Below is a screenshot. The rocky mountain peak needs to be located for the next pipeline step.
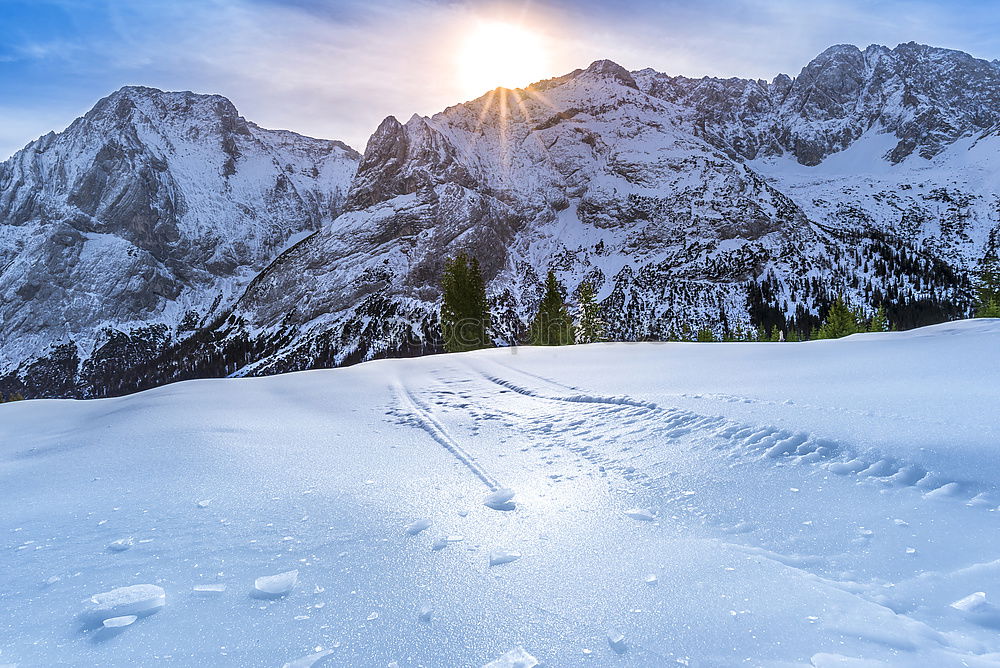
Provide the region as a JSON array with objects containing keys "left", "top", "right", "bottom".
[
  {"left": 581, "top": 59, "right": 639, "bottom": 89},
  {"left": 80, "top": 86, "right": 250, "bottom": 137}
]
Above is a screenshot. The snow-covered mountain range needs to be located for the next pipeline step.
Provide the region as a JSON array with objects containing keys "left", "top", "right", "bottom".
[{"left": 2, "top": 42, "right": 998, "bottom": 397}]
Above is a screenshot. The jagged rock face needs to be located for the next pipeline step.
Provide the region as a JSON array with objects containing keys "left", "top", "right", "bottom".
[
  {"left": 1, "top": 43, "right": 995, "bottom": 398},
  {"left": 225, "top": 60, "right": 878, "bottom": 372},
  {"left": 0, "top": 86, "right": 359, "bottom": 392},
  {"left": 634, "top": 42, "right": 1000, "bottom": 165}
]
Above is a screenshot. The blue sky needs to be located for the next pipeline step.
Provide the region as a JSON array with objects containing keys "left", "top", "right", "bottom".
[{"left": 2, "top": 0, "right": 999, "bottom": 158}]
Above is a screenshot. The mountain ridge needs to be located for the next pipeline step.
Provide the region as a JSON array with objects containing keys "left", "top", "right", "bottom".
[{"left": 0, "top": 41, "right": 995, "bottom": 398}]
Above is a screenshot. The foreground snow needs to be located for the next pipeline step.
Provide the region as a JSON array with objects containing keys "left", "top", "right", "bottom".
[{"left": 2, "top": 320, "right": 1000, "bottom": 667}]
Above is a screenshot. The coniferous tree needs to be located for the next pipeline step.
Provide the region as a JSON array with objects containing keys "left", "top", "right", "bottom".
[
  {"left": 468, "top": 257, "right": 489, "bottom": 335},
  {"left": 575, "top": 282, "right": 605, "bottom": 344},
  {"left": 440, "top": 253, "right": 490, "bottom": 353},
  {"left": 974, "top": 257, "right": 1000, "bottom": 318},
  {"left": 530, "top": 271, "right": 574, "bottom": 346},
  {"left": 817, "top": 297, "right": 861, "bottom": 339},
  {"left": 696, "top": 328, "right": 715, "bottom": 342},
  {"left": 869, "top": 305, "right": 889, "bottom": 332}
]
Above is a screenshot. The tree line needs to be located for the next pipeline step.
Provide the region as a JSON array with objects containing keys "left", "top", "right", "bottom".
[
  {"left": 439, "top": 254, "right": 1000, "bottom": 352},
  {"left": 439, "top": 254, "right": 604, "bottom": 353}
]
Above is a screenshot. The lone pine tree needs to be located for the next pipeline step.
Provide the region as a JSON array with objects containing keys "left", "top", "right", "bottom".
[
  {"left": 530, "top": 271, "right": 574, "bottom": 346},
  {"left": 575, "top": 282, "right": 605, "bottom": 344},
  {"left": 816, "top": 297, "right": 861, "bottom": 340},
  {"left": 974, "top": 256, "right": 1000, "bottom": 318},
  {"left": 440, "top": 253, "right": 491, "bottom": 353}
]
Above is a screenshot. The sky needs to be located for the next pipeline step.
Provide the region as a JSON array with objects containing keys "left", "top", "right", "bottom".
[{"left": 2, "top": 0, "right": 1000, "bottom": 159}]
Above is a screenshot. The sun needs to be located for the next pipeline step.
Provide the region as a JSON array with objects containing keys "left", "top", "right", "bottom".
[{"left": 457, "top": 22, "right": 550, "bottom": 98}]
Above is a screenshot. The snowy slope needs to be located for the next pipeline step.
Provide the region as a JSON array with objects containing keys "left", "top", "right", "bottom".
[
  {"left": 3, "top": 320, "right": 1000, "bottom": 666},
  {"left": 751, "top": 129, "right": 1000, "bottom": 269}
]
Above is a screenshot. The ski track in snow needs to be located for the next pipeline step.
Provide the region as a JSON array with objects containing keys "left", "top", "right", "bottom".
[
  {"left": 392, "top": 380, "right": 502, "bottom": 492},
  {"left": 462, "top": 358, "right": 987, "bottom": 509},
  {"left": 424, "top": 359, "right": 999, "bottom": 570},
  {"left": 372, "top": 353, "right": 1000, "bottom": 664}
]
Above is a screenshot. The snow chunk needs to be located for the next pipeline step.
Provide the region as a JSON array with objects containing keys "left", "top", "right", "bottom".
[
  {"left": 607, "top": 631, "right": 628, "bottom": 654},
  {"left": 489, "top": 550, "right": 522, "bottom": 566},
  {"left": 484, "top": 488, "right": 517, "bottom": 511},
  {"left": 107, "top": 537, "right": 134, "bottom": 552},
  {"left": 418, "top": 604, "right": 433, "bottom": 623},
  {"left": 624, "top": 507, "right": 656, "bottom": 521},
  {"left": 404, "top": 519, "right": 432, "bottom": 536},
  {"left": 85, "top": 584, "right": 165, "bottom": 626},
  {"left": 254, "top": 570, "right": 298, "bottom": 597},
  {"left": 432, "top": 535, "right": 463, "bottom": 551},
  {"left": 196, "top": 499, "right": 212, "bottom": 508},
  {"left": 645, "top": 574, "right": 658, "bottom": 585},
  {"left": 482, "top": 646, "right": 538, "bottom": 668},
  {"left": 193, "top": 584, "right": 226, "bottom": 594},
  {"left": 282, "top": 649, "right": 334, "bottom": 668},
  {"left": 951, "top": 591, "right": 988, "bottom": 612},
  {"left": 102, "top": 615, "right": 137, "bottom": 629}
]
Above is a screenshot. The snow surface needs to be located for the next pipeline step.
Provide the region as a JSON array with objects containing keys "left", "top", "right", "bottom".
[{"left": 2, "top": 320, "right": 1000, "bottom": 666}]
